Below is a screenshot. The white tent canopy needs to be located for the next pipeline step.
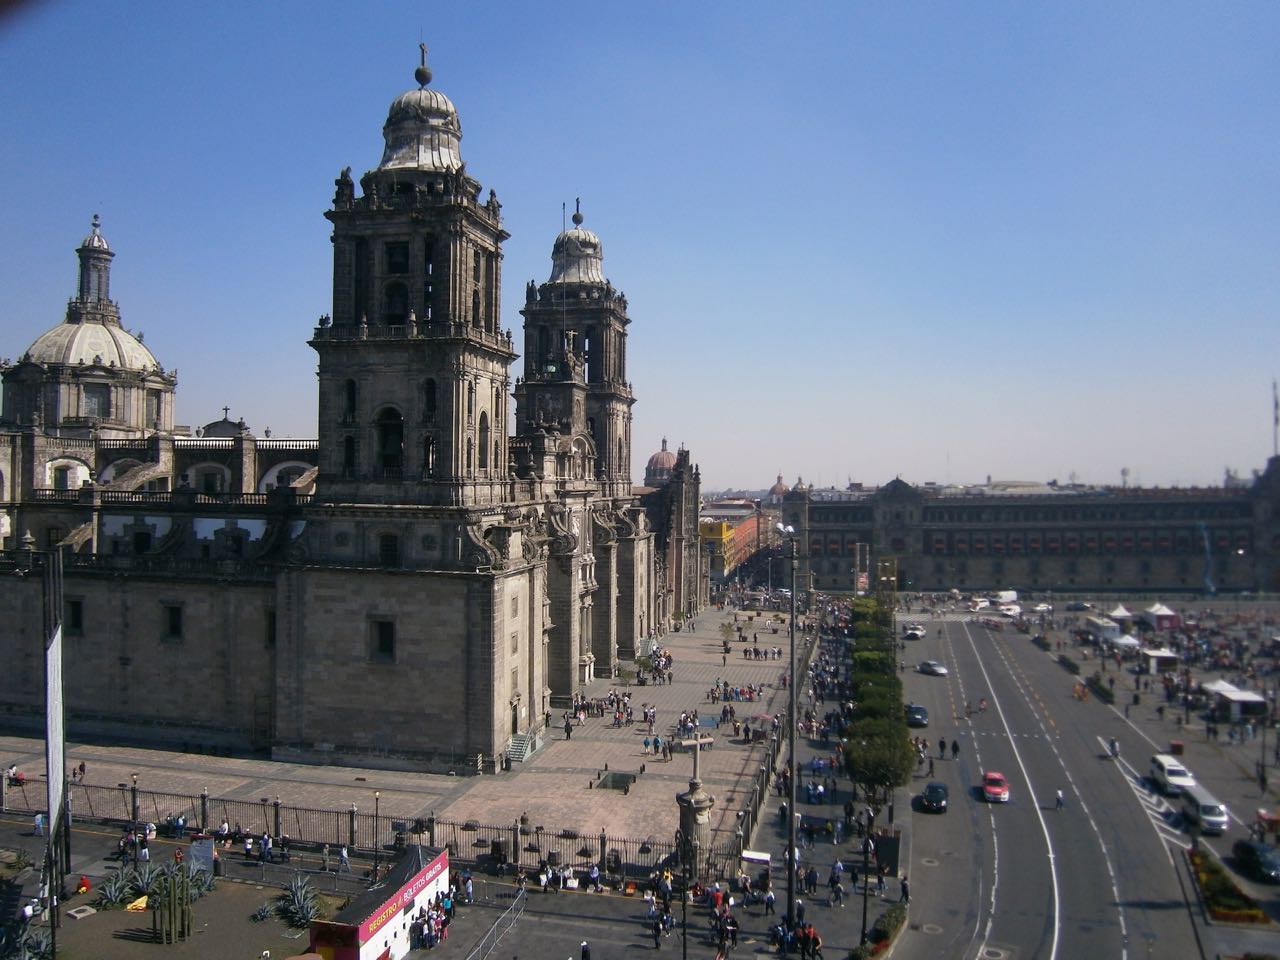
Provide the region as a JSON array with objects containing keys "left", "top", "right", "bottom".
[
  {"left": 1113, "top": 634, "right": 1141, "bottom": 648},
  {"left": 1145, "top": 603, "right": 1177, "bottom": 616},
  {"left": 1109, "top": 605, "right": 1133, "bottom": 620}
]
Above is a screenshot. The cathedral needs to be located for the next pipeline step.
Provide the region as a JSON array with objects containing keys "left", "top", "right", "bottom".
[{"left": 0, "top": 53, "right": 702, "bottom": 770}]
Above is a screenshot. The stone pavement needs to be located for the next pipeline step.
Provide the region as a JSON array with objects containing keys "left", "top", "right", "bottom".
[{"left": 0, "top": 604, "right": 796, "bottom": 853}]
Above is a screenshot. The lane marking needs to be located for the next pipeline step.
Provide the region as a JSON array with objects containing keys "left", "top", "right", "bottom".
[{"left": 961, "top": 620, "right": 1064, "bottom": 960}]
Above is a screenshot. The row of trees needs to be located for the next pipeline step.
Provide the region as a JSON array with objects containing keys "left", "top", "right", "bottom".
[{"left": 841, "top": 598, "right": 915, "bottom": 813}]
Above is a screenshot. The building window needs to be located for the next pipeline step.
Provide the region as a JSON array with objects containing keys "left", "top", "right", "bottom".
[
  {"left": 371, "top": 620, "right": 395, "bottom": 662},
  {"left": 423, "top": 379, "right": 437, "bottom": 424},
  {"left": 164, "top": 604, "right": 184, "bottom": 641},
  {"left": 52, "top": 466, "right": 70, "bottom": 490},
  {"left": 511, "top": 632, "right": 519, "bottom": 655},
  {"left": 383, "top": 282, "right": 409, "bottom": 324},
  {"left": 65, "top": 598, "right": 84, "bottom": 635},
  {"left": 83, "top": 383, "right": 111, "bottom": 419},
  {"left": 423, "top": 436, "right": 437, "bottom": 479},
  {"left": 146, "top": 389, "right": 163, "bottom": 427},
  {"left": 478, "top": 413, "right": 490, "bottom": 470},
  {"left": 377, "top": 410, "right": 404, "bottom": 477},
  {"left": 343, "top": 380, "right": 358, "bottom": 421},
  {"left": 46, "top": 527, "right": 66, "bottom": 548},
  {"left": 378, "top": 533, "right": 401, "bottom": 567},
  {"left": 385, "top": 241, "right": 409, "bottom": 275},
  {"left": 266, "top": 609, "right": 276, "bottom": 648},
  {"left": 510, "top": 596, "right": 519, "bottom": 619},
  {"left": 342, "top": 436, "right": 356, "bottom": 477}
]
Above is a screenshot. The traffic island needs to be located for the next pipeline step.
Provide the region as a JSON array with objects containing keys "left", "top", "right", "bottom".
[
  {"left": 1187, "top": 848, "right": 1271, "bottom": 926},
  {"left": 847, "top": 901, "right": 907, "bottom": 958}
]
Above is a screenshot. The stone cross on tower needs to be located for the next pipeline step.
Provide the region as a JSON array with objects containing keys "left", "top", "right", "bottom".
[{"left": 675, "top": 736, "right": 716, "bottom": 874}]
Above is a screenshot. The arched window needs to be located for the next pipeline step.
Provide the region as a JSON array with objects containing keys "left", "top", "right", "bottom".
[
  {"left": 423, "top": 379, "right": 437, "bottom": 424},
  {"left": 376, "top": 409, "right": 403, "bottom": 477},
  {"left": 343, "top": 379, "right": 357, "bottom": 421},
  {"left": 423, "top": 436, "right": 437, "bottom": 479},
  {"left": 342, "top": 436, "right": 356, "bottom": 477},
  {"left": 471, "top": 290, "right": 481, "bottom": 327},
  {"left": 467, "top": 382, "right": 475, "bottom": 421},
  {"left": 478, "top": 413, "right": 490, "bottom": 470},
  {"left": 466, "top": 437, "right": 474, "bottom": 475},
  {"left": 383, "top": 282, "right": 409, "bottom": 324},
  {"left": 537, "top": 326, "right": 550, "bottom": 364}
]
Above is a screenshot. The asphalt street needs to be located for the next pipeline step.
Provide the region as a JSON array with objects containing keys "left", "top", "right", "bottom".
[{"left": 892, "top": 609, "right": 1278, "bottom": 960}]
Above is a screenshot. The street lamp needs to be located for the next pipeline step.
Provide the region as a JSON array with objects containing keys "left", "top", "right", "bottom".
[
  {"left": 374, "top": 791, "right": 381, "bottom": 876},
  {"left": 131, "top": 774, "right": 139, "bottom": 825},
  {"left": 777, "top": 522, "right": 799, "bottom": 933},
  {"left": 674, "top": 829, "right": 696, "bottom": 960}
]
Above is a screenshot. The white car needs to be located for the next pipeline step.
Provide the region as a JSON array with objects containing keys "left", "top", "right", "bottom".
[
  {"left": 918, "top": 660, "right": 949, "bottom": 677},
  {"left": 1033, "top": 603, "right": 1053, "bottom": 614}
]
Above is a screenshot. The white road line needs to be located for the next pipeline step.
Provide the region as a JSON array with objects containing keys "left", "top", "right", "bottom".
[{"left": 961, "top": 621, "right": 1064, "bottom": 960}]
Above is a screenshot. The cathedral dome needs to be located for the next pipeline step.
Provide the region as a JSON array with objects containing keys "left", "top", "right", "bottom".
[
  {"left": 644, "top": 437, "right": 678, "bottom": 486},
  {"left": 378, "top": 57, "right": 463, "bottom": 173},
  {"left": 768, "top": 474, "right": 790, "bottom": 497},
  {"left": 24, "top": 319, "right": 160, "bottom": 372},
  {"left": 548, "top": 205, "right": 605, "bottom": 285}
]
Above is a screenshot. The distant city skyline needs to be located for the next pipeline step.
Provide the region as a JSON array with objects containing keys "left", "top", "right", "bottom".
[{"left": 2, "top": 2, "right": 1277, "bottom": 490}]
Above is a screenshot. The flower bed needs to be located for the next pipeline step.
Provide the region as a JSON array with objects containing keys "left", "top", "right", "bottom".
[{"left": 1188, "top": 849, "right": 1270, "bottom": 925}]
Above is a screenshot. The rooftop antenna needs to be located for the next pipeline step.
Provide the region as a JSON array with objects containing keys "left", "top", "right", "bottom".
[{"left": 1120, "top": 467, "right": 1129, "bottom": 489}]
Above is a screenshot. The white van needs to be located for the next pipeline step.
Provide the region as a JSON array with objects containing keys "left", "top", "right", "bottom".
[
  {"left": 1181, "top": 783, "right": 1228, "bottom": 834},
  {"left": 1150, "top": 754, "right": 1195, "bottom": 795}
]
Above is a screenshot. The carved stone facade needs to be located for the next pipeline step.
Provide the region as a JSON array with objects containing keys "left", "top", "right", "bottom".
[{"left": 0, "top": 54, "right": 680, "bottom": 770}]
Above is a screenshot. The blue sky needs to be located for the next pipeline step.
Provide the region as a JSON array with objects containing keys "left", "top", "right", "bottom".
[{"left": 2, "top": 1, "right": 1277, "bottom": 491}]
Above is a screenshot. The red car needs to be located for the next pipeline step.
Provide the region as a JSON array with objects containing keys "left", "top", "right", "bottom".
[{"left": 982, "top": 771, "right": 1010, "bottom": 803}]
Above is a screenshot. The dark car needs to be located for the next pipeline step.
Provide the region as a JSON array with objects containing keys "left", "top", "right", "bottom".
[
  {"left": 905, "top": 703, "right": 929, "bottom": 728},
  {"left": 1233, "top": 839, "right": 1280, "bottom": 883},
  {"left": 920, "top": 781, "right": 949, "bottom": 812}
]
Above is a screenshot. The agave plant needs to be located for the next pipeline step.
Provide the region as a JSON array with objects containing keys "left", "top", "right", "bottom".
[
  {"left": 250, "top": 903, "right": 273, "bottom": 923},
  {"left": 96, "top": 870, "right": 135, "bottom": 909},
  {"left": 129, "top": 862, "right": 165, "bottom": 897},
  {"left": 185, "top": 863, "right": 216, "bottom": 900},
  {"left": 276, "top": 874, "right": 319, "bottom": 928}
]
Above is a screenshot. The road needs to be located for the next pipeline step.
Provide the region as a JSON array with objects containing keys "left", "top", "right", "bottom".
[{"left": 895, "top": 613, "right": 1203, "bottom": 960}]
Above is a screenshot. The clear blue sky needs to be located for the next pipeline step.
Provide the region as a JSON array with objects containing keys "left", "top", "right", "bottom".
[{"left": 2, "top": 1, "right": 1277, "bottom": 491}]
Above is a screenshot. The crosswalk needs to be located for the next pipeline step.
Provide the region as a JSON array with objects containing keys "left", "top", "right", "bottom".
[{"left": 1097, "top": 736, "right": 1187, "bottom": 852}]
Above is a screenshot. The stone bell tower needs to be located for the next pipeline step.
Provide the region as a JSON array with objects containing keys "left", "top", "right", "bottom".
[
  {"left": 516, "top": 203, "right": 635, "bottom": 496},
  {"left": 310, "top": 46, "right": 515, "bottom": 507}
]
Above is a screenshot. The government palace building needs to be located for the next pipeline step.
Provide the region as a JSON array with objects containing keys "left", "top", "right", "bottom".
[
  {"left": 776, "top": 465, "right": 1280, "bottom": 598},
  {"left": 0, "top": 54, "right": 702, "bottom": 770}
]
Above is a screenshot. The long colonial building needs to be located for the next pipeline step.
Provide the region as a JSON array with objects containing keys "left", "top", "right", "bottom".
[
  {"left": 780, "top": 469, "right": 1280, "bottom": 596},
  {"left": 0, "top": 54, "right": 701, "bottom": 769}
]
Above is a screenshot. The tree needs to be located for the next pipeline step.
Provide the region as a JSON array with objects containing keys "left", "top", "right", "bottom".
[{"left": 844, "top": 720, "right": 914, "bottom": 809}]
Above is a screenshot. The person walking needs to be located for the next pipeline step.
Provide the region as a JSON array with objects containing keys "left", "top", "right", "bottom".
[
  {"left": 321, "top": 844, "right": 331, "bottom": 873},
  {"left": 900, "top": 875, "right": 910, "bottom": 904},
  {"left": 1055, "top": 789, "right": 1064, "bottom": 811},
  {"left": 339, "top": 845, "right": 352, "bottom": 873},
  {"left": 581, "top": 940, "right": 592, "bottom": 960},
  {"left": 950, "top": 739, "right": 960, "bottom": 761}
]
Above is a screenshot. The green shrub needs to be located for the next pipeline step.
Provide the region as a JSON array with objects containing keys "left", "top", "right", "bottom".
[
  {"left": 96, "top": 870, "right": 135, "bottom": 909},
  {"left": 1056, "top": 654, "right": 1080, "bottom": 675},
  {"left": 1086, "top": 674, "right": 1115, "bottom": 704},
  {"left": 277, "top": 874, "right": 320, "bottom": 928},
  {"left": 1032, "top": 634, "right": 1051, "bottom": 651}
]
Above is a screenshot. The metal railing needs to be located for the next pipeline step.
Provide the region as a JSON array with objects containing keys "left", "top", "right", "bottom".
[{"left": 463, "top": 889, "right": 526, "bottom": 960}]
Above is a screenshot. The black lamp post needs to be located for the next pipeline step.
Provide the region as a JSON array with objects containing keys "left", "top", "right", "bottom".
[
  {"left": 860, "top": 808, "right": 876, "bottom": 945},
  {"left": 131, "top": 774, "right": 139, "bottom": 825},
  {"left": 374, "top": 791, "right": 381, "bottom": 876},
  {"left": 776, "top": 522, "right": 799, "bottom": 933},
  {"left": 675, "top": 829, "right": 689, "bottom": 960}
]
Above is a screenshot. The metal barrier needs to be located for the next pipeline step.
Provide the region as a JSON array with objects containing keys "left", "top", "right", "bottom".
[{"left": 463, "top": 888, "right": 526, "bottom": 960}]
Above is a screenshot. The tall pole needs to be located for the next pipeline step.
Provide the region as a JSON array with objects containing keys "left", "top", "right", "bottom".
[
  {"left": 374, "top": 791, "right": 381, "bottom": 877},
  {"left": 786, "top": 535, "right": 798, "bottom": 932}
]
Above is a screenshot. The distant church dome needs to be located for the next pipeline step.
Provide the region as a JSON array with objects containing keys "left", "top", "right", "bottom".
[
  {"left": 645, "top": 437, "right": 678, "bottom": 486},
  {"left": 378, "top": 48, "right": 463, "bottom": 173},
  {"left": 548, "top": 203, "right": 605, "bottom": 285},
  {"left": 21, "top": 216, "right": 161, "bottom": 374},
  {"left": 768, "top": 473, "right": 790, "bottom": 498}
]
